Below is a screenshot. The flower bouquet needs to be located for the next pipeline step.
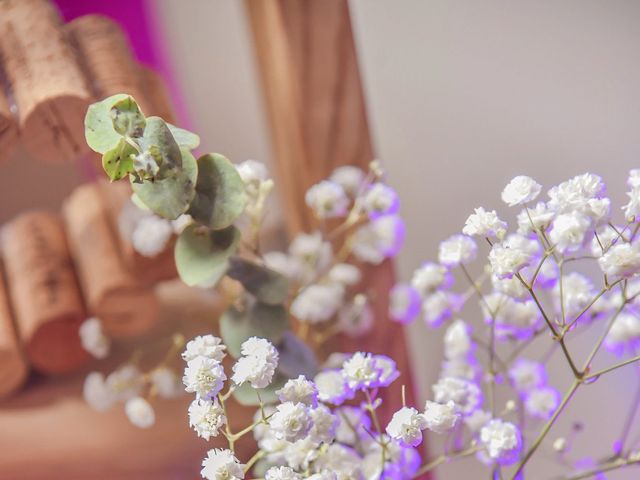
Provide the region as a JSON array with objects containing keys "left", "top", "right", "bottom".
[{"left": 79, "top": 93, "right": 640, "bottom": 480}]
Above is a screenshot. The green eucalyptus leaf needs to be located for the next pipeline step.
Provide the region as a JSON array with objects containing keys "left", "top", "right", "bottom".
[
  {"left": 232, "top": 372, "right": 287, "bottom": 406},
  {"left": 167, "top": 123, "right": 200, "bottom": 150},
  {"left": 85, "top": 93, "right": 132, "bottom": 154},
  {"left": 131, "top": 148, "right": 197, "bottom": 219},
  {"left": 227, "top": 257, "right": 289, "bottom": 305},
  {"left": 174, "top": 224, "right": 240, "bottom": 287},
  {"left": 111, "top": 96, "right": 146, "bottom": 138},
  {"left": 102, "top": 138, "right": 137, "bottom": 181},
  {"left": 220, "top": 299, "right": 289, "bottom": 358},
  {"left": 139, "top": 117, "right": 182, "bottom": 176},
  {"left": 277, "top": 331, "right": 318, "bottom": 380},
  {"left": 131, "top": 193, "right": 150, "bottom": 211},
  {"left": 188, "top": 153, "right": 248, "bottom": 230}
]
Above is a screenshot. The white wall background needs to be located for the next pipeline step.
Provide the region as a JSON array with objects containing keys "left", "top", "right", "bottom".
[{"left": 154, "top": 1, "right": 640, "bottom": 478}]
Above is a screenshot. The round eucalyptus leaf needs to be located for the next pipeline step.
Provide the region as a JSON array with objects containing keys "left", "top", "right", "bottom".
[
  {"left": 175, "top": 224, "right": 240, "bottom": 287},
  {"left": 167, "top": 123, "right": 200, "bottom": 150},
  {"left": 220, "top": 300, "right": 290, "bottom": 358},
  {"left": 131, "top": 148, "right": 197, "bottom": 219},
  {"left": 227, "top": 257, "right": 289, "bottom": 305},
  {"left": 102, "top": 138, "right": 136, "bottom": 181},
  {"left": 231, "top": 372, "right": 287, "bottom": 406},
  {"left": 85, "top": 93, "right": 137, "bottom": 154},
  {"left": 111, "top": 96, "right": 146, "bottom": 138},
  {"left": 139, "top": 116, "right": 182, "bottom": 176},
  {"left": 188, "top": 153, "right": 248, "bottom": 230},
  {"left": 130, "top": 193, "right": 150, "bottom": 211},
  {"left": 277, "top": 331, "right": 319, "bottom": 380}
]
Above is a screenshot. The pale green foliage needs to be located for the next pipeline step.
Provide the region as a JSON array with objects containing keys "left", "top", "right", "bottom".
[
  {"left": 174, "top": 224, "right": 240, "bottom": 287},
  {"left": 85, "top": 93, "right": 134, "bottom": 154},
  {"left": 188, "top": 153, "right": 248, "bottom": 230},
  {"left": 220, "top": 300, "right": 289, "bottom": 357},
  {"left": 227, "top": 258, "right": 289, "bottom": 305},
  {"left": 110, "top": 96, "right": 146, "bottom": 138}
]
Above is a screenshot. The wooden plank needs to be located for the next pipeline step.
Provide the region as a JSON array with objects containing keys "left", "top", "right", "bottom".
[{"left": 245, "top": 0, "right": 417, "bottom": 425}]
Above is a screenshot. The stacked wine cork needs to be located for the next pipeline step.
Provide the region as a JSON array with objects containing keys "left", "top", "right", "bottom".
[
  {"left": 0, "top": 0, "right": 175, "bottom": 165},
  {"left": 0, "top": 181, "right": 177, "bottom": 399}
]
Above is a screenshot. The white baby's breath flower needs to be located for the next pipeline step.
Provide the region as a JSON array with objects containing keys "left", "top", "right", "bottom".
[
  {"left": 373, "top": 355, "right": 401, "bottom": 387},
  {"left": 341, "top": 352, "right": 381, "bottom": 390},
  {"left": 305, "top": 180, "right": 350, "bottom": 219},
  {"left": 330, "top": 165, "right": 365, "bottom": 196},
  {"left": 389, "top": 283, "right": 421, "bottom": 324},
  {"left": 480, "top": 419, "right": 522, "bottom": 465},
  {"left": 183, "top": 356, "right": 226, "bottom": 399},
  {"left": 83, "top": 372, "right": 115, "bottom": 411},
  {"left": 188, "top": 397, "right": 226, "bottom": 440},
  {"left": 313, "top": 443, "right": 362, "bottom": 478},
  {"left": 150, "top": 367, "right": 183, "bottom": 399},
  {"left": 623, "top": 188, "right": 640, "bottom": 221},
  {"left": 263, "top": 251, "right": 302, "bottom": 280},
  {"left": 182, "top": 335, "right": 226, "bottom": 363},
  {"left": 508, "top": 359, "right": 546, "bottom": 393},
  {"left": 237, "top": 159, "right": 269, "bottom": 197},
  {"left": 604, "top": 312, "right": 640, "bottom": 355},
  {"left": 363, "top": 182, "right": 399, "bottom": 218},
  {"left": 492, "top": 273, "right": 528, "bottom": 299},
  {"left": 516, "top": 202, "right": 555, "bottom": 235},
  {"left": 422, "top": 291, "right": 463, "bottom": 328},
  {"left": 432, "top": 377, "right": 482, "bottom": 415},
  {"left": 277, "top": 375, "right": 319, "bottom": 407},
  {"left": 289, "top": 232, "right": 333, "bottom": 273},
  {"left": 125, "top": 396, "right": 155, "bottom": 429},
  {"left": 489, "top": 241, "right": 532, "bottom": 280},
  {"left": 443, "top": 320, "right": 473, "bottom": 360},
  {"left": 438, "top": 234, "right": 477, "bottom": 267},
  {"left": 554, "top": 272, "right": 595, "bottom": 320},
  {"left": 548, "top": 173, "right": 605, "bottom": 215},
  {"left": 463, "top": 207, "right": 507, "bottom": 239},
  {"left": 269, "top": 401, "right": 313, "bottom": 442},
  {"left": 337, "top": 294, "right": 374, "bottom": 337},
  {"left": 327, "top": 263, "right": 361, "bottom": 286},
  {"left": 291, "top": 283, "right": 344, "bottom": 324},
  {"left": 502, "top": 176, "right": 542, "bottom": 206},
  {"left": 79, "top": 317, "right": 110, "bottom": 359},
  {"left": 309, "top": 404, "right": 339, "bottom": 444},
  {"left": 352, "top": 214, "right": 405, "bottom": 265},
  {"left": 464, "top": 409, "right": 492, "bottom": 433},
  {"left": 314, "top": 370, "right": 353, "bottom": 405},
  {"left": 423, "top": 400, "right": 459, "bottom": 434},
  {"left": 524, "top": 387, "right": 560, "bottom": 419},
  {"left": 231, "top": 337, "right": 279, "bottom": 389},
  {"left": 105, "top": 364, "right": 144, "bottom": 401},
  {"left": 549, "top": 212, "right": 592, "bottom": 254},
  {"left": 411, "top": 262, "right": 453, "bottom": 296},
  {"left": 131, "top": 215, "right": 173, "bottom": 257},
  {"left": 265, "top": 466, "right": 301, "bottom": 480},
  {"left": 386, "top": 407, "right": 427, "bottom": 446},
  {"left": 598, "top": 243, "right": 640, "bottom": 278},
  {"left": 201, "top": 448, "right": 245, "bottom": 480},
  {"left": 590, "top": 225, "right": 622, "bottom": 257}
]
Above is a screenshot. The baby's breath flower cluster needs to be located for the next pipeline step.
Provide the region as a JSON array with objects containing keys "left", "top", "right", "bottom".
[{"left": 387, "top": 171, "right": 640, "bottom": 479}]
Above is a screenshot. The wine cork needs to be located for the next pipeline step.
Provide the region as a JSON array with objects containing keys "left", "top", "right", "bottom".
[
  {"left": 139, "top": 66, "right": 176, "bottom": 123},
  {"left": 0, "top": 261, "right": 28, "bottom": 397},
  {"left": 0, "top": 89, "right": 18, "bottom": 164},
  {"left": 97, "top": 180, "right": 177, "bottom": 286},
  {"left": 65, "top": 15, "right": 153, "bottom": 114},
  {"left": 0, "top": 0, "right": 91, "bottom": 163},
  {"left": 63, "top": 183, "right": 159, "bottom": 337},
  {"left": 2, "top": 212, "right": 88, "bottom": 374}
]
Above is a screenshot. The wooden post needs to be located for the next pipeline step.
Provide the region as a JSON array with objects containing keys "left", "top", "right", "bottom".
[{"left": 245, "top": 0, "right": 417, "bottom": 423}]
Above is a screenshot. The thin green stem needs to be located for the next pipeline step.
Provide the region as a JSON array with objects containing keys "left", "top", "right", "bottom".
[
  {"left": 411, "top": 444, "right": 480, "bottom": 478},
  {"left": 509, "top": 380, "right": 580, "bottom": 480},
  {"left": 585, "top": 353, "right": 640, "bottom": 380},
  {"left": 561, "top": 456, "right": 640, "bottom": 480}
]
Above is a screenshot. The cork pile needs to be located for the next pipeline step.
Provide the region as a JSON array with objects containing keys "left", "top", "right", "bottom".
[
  {"left": 0, "top": 0, "right": 175, "bottom": 164},
  {"left": 0, "top": 180, "right": 177, "bottom": 399},
  {"left": 0, "top": 0, "right": 179, "bottom": 398}
]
